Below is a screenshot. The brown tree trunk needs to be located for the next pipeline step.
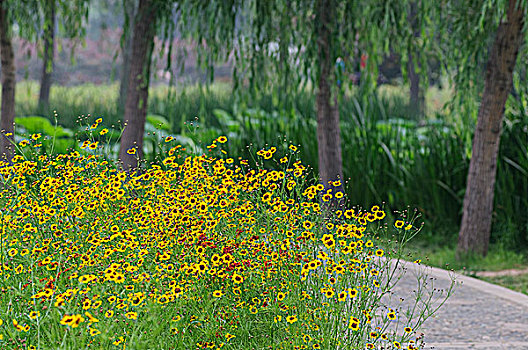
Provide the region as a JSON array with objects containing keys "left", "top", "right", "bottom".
[
  {"left": 407, "top": 1, "right": 424, "bottom": 117},
  {"left": 408, "top": 51, "right": 424, "bottom": 117},
  {"left": 457, "top": 0, "right": 524, "bottom": 257},
  {"left": 38, "top": 0, "right": 56, "bottom": 108},
  {"left": 0, "top": 1, "right": 15, "bottom": 160},
  {"left": 118, "top": 0, "right": 156, "bottom": 171},
  {"left": 118, "top": 0, "right": 137, "bottom": 115},
  {"left": 316, "top": 0, "right": 344, "bottom": 212}
]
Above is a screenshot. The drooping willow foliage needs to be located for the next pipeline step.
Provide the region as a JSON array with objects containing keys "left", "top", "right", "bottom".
[
  {"left": 5, "top": 0, "right": 90, "bottom": 58},
  {"left": 175, "top": 0, "right": 441, "bottom": 110}
]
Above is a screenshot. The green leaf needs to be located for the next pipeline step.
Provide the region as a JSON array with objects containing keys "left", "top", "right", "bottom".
[
  {"left": 15, "top": 116, "right": 72, "bottom": 137},
  {"left": 146, "top": 114, "right": 171, "bottom": 131}
]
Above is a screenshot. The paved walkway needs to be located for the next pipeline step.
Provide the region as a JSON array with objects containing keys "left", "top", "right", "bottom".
[{"left": 390, "top": 260, "right": 528, "bottom": 350}]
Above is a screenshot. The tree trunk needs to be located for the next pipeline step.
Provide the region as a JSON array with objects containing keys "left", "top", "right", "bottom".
[
  {"left": 407, "top": 51, "right": 424, "bottom": 117},
  {"left": 407, "top": 1, "right": 424, "bottom": 117},
  {"left": 118, "top": 0, "right": 137, "bottom": 115},
  {"left": 118, "top": 0, "right": 156, "bottom": 171},
  {"left": 0, "top": 1, "right": 15, "bottom": 160},
  {"left": 316, "top": 0, "right": 344, "bottom": 212},
  {"left": 38, "top": 0, "right": 56, "bottom": 108},
  {"left": 457, "top": 0, "right": 524, "bottom": 257}
]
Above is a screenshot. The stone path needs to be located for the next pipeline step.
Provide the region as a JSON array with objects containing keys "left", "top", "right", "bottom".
[{"left": 390, "top": 260, "right": 528, "bottom": 350}]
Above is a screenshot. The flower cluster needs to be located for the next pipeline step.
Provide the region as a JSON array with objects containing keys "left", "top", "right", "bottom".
[{"left": 0, "top": 136, "right": 425, "bottom": 349}]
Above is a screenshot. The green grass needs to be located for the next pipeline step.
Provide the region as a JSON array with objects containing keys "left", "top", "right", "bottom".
[
  {"left": 480, "top": 274, "right": 528, "bottom": 295},
  {"left": 405, "top": 239, "right": 527, "bottom": 272}
]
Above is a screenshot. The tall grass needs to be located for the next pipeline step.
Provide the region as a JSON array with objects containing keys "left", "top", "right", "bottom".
[
  {"left": 11, "top": 80, "right": 528, "bottom": 252},
  {"left": 15, "top": 82, "right": 120, "bottom": 129}
]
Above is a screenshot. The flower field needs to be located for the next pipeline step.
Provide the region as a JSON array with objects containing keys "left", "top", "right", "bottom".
[{"left": 0, "top": 134, "right": 437, "bottom": 349}]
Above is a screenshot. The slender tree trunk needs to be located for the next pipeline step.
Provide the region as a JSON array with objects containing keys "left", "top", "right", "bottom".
[
  {"left": 457, "top": 0, "right": 524, "bottom": 257},
  {"left": 407, "top": 51, "right": 424, "bottom": 117},
  {"left": 0, "top": 1, "right": 15, "bottom": 160},
  {"left": 316, "top": 0, "right": 344, "bottom": 212},
  {"left": 38, "top": 0, "right": 56, "bottom": 108},
  {"left": 407, "top": 1, "right": 424, "bottom": 117},
  {"left": 118, "top": 0, "right": 137, "bottom": 115},
  {"left": 118, "top": 0, "right": 156, "bottom": 171}
]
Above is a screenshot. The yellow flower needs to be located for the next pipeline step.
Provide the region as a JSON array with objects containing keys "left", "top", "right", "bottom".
[
  {"left": 375, "top": 210, "right": 386, "bottom": 220},
  {"left": 126, "top": 148, "right": 136, "bottom": 155},
  {"left": 286, "top": 315, "right": 298, "bottom": 324},
  {"left": 82, "top": 299, "right": 92, "bottom": 310},
  {"left": 217, "top": 136, "right": 227, "bottom": 143},
  {"left": 387, "top": 310, "right": 396, "bottom": 320},
  {"left": 395, "top": 220, "right": 405, "bottom": 229},
  {"left": 232, "top": 273, "right": 244, "bottom": 284},
  {"left": 85, "top": 312, "right": 99, "bottom": 323},
  {"left": 157, "top": 294, "right": 170, "bottom": 304},
  {"left": 348, "top": 316, "right": 360, "bottom": 330},
  {"left": 125, "top": 312, "right": 138, "bottom": 320},
  {"left": 60, "top": 314, "right": 84, "bottom": 328},
  {"left": 99, "top": 128, "right": 108, "bottom": 135}
]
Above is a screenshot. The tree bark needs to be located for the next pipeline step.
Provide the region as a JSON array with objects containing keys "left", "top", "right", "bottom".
[
  {"left": 408, "top": 51, "right": 424, "bottom": 117},
  {"left": 118, "top": 0, "right": 156, "bottom": 171},
  {"left": 0, "top": 1, "right": 15, "bottom": 160},
  {"left": 118, "top": 0, "right": 137, "bottom": 115},
  {"left": 407, "top": 1, "right": 424, "bottom": 117},
  {"left": 38, "top": 0, "right": 56, "bottom": 108},
  {"left": 457, "top": 0, "right": 524, "bottom": 257},
  {"left": 316, "top": 0, "right": 344, "bottom": 212}
]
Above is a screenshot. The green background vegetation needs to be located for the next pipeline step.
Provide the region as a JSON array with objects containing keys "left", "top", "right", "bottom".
[{"left": 10, "top": 80, "right": 528, "bottom": 271}]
